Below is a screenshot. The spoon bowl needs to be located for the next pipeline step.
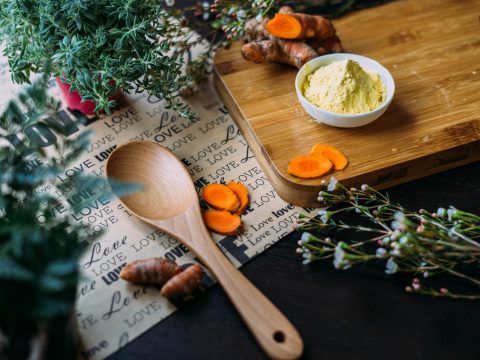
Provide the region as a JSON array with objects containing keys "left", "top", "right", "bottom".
[
  {"left": 106, "top": 141, "right": 303, "bottom": 360},
  {"left": 106, "top": 141, "right": 195, "bottom": 220}
]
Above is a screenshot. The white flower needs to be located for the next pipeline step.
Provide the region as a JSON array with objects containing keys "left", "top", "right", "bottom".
[
  {"left": 385, "top": 258, "right": 398, "bottom": 274},
  {"left": 361, "top": 184, "right": 369, "bottom": 192},
  {"left": 333, "top": 245, "right": 350, "bottom": 269},
  {"left": 376, "top": 248, "right": 387, "bottom": 258},
  {"left": 390, "top": 230, "right": 401, "bottom": 240},
  {"left": 436, "top": 207, "right": 447, "bottom": 218},
  {"left": 327, "top": 176, "right": 338, "bottom": 192},
  {"left": 399, "top": 236, "right": 409, "bottom": 245},
  {"left": 394, "top": 211, "right": 405, "bottom": 221},
  {"left": 391, "top": 241, "right": 400, "bottom": 249},
  {"left": 318, "top": 209, "right": 330, "bottom": 223},
  {"left": 447, "top": 207, "right": 455, "bottom": 221},
  {"left": 391, "top": 248, "right": 401, "bottom": 256},
  {"left": 237, "top": 10, "right": 247, "bottom": 20},
  {"left": 301, "top": 232, "right": 313, "bottom": 242}
]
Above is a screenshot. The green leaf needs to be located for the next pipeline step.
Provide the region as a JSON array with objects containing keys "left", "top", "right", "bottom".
[{"left": 0, "top": 258, "right": 34, "bottom": 281}]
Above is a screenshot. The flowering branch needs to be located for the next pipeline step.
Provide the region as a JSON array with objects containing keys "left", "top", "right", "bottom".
[{"left": 295, "top": 177, "right": 480, "bottom": 300}]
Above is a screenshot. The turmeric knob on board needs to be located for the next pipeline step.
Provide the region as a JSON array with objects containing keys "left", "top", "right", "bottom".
[
  {"left": 160, "top": 264, "right": 205, "bottom": 299},
  {"left": 120, "top": 257, "right": 182, "bottom": 285}
]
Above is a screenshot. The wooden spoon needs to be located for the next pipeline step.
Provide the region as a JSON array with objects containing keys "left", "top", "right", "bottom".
[{"left": 106, "top": 141, "right": 303, "bottom": 360}]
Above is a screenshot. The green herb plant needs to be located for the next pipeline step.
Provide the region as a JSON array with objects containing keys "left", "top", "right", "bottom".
[
  {"left": 295, "top": 177, "right": 480, "bottom": 300},
  {"left": 0, "top": 0, "right": 199, "bottom": 117},
  {"left": 0, "top": 71, "right": 137, "bottom": 357},
  {"left": 0, "top": 72, "right": 84, "bottom": 357}
]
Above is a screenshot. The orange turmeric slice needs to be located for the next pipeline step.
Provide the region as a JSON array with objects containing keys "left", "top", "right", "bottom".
[
  {"left": 310, "top": 144, "right": 348, "bottom": 170},
  {"left": 202, "top": 210, "right": 242, "bottom": 236},
  {"left": 287, "top": 154, "right": 332, "bottom": 178},
  {"left": 202, "top": 183, "right": 240, "bottom": 212},
  {"left": 266, "top": 13, "right": 302, "bottom": 39},
  {"left": 227, "top": 181, "right": 250, "bottom": 215}
]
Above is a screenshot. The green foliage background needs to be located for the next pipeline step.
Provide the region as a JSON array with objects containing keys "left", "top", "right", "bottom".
[{"left": 0, "top": 0, "right": 195, "bottom": 117}]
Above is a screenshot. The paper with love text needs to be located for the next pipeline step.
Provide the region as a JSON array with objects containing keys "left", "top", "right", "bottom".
[{"left": 0, "top": 55, "right": 315, "bottom": 360}]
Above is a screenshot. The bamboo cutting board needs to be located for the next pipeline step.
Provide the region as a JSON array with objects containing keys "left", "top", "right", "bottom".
[{"left": 213, "top": 0, "right": 480, "bottom": 207}]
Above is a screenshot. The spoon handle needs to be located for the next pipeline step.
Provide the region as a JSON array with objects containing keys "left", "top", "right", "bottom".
[{"left": 196, "top": 226, "right": 304, "bottom": 360}]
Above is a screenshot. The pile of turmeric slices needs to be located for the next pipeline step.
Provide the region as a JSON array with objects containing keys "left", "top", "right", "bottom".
[
  {"left": 201, "top": 182, "right": 250, "bottom": 236},
  {"left": 288, "top": 144, "right": 348, "bottom": 179}
]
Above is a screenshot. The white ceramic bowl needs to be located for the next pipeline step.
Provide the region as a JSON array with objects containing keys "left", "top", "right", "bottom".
[{"left": 295, "top": 53, "right": 395, "bottom": 128}]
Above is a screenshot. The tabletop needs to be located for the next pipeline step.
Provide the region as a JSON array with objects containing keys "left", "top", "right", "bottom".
[
  {"left": 110, "top": 161, "right": 480, "bottom": 359},
  {"left": 106, "top": 1, "right": 480, "bottom": 358}
]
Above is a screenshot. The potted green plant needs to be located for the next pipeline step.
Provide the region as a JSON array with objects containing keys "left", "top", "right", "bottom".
[{"left": 0, "top": 0, "right": 197, "bottom": 116}]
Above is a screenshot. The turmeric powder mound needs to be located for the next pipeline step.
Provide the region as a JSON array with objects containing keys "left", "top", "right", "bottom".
[{"left": 303, "top": 59, "right": 386, "bottom": 114}]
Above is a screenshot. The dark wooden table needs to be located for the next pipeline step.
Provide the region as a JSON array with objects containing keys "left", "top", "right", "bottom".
[{"left": 110, "top": 161, "right": 480, "bottom": 360}]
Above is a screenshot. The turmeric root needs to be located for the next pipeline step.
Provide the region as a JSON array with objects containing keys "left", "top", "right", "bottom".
[
  {"left": 266, "top": 11, "right": 335, "bottom": 40},
  {"left": 202, "top": 183, "right": 240, "bottom": 212},
  {"left": 202, "top": 209, "right": 242, "bottom": 236},
  {"left": 310, "top": 144, "right": 348, "bottom": 170},
  {"left": 310, "top": 35, "right": 344, "bottom": 55},
  {"left": 244, "top": 17, "right": 270, "bottom": 43},
  {"left": 287, "top": 154, "right": 333, "bottom": 178},
  {"left": 227, "top": 181, "right": 250, "bottom": 215},
  {"left": 120, "top": 257, "right": 182, "bottom": 285},
  {"left": 160, "top": 264, "right": 204, "bottom": 299},
  {"left": 242, "top": 40, "right": 275, "bottom": 64},
  {"left": 242, "top": 8, "right": 342, "bottom": 69},
  {"left": 241, "top": 38, "right": 318, "bottom": 68},
  {"left": 278, "top": 5, "right": 294, "bottom": 14}
]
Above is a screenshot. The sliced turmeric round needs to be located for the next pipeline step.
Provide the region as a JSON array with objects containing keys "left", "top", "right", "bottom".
[
  {"left": 227, "top": 181, "right": 250, "bottom": 215},
  {"left": 310, "top": 144, "right": 348, "bottom": 170},
  {"left": 287, "top": 154, "right": 332, "bottom": 178},
  {"left": 202, "top": 183, "right": 240, "bottom": 212},
  {"left": 266, "top": 13, "right": 302, "bottom": 39},
  {"left": 202, "top": 210, "right": 242, "bottom": 236}
]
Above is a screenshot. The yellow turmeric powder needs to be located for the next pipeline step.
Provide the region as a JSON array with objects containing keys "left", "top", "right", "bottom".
[{"left": 303, "top": 59, "right": 386, "bottom": 114}]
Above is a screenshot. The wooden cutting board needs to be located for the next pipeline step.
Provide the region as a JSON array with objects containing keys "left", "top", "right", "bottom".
[{"left": 213, "top": 0, "right": 480, "bottom": 207}]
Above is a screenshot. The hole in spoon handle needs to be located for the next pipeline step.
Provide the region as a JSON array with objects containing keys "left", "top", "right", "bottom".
[{"left": 273, "top": 331, "right": 286, "bottom": 343}]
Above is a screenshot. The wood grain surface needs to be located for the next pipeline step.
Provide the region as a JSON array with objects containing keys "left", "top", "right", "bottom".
[{"left": 213, "top": 0, "right": 480, "bottom": 207}]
